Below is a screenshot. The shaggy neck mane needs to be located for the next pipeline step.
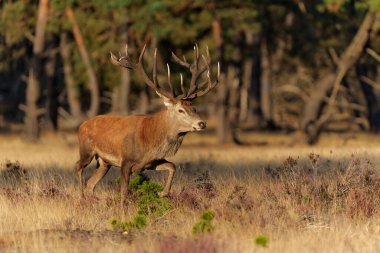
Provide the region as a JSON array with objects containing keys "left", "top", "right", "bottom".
[{"left": 139, "top": 109, "right": 182, "bottom": 149}]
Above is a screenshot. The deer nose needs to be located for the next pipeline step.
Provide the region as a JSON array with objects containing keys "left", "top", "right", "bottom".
[{"left": 198, "top": 121, "right": 206, "bottom": 129}]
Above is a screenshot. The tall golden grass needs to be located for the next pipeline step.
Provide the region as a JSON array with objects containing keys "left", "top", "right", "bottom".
[{"left": 1, "top": 132, "right": 380, "bottom": 252}]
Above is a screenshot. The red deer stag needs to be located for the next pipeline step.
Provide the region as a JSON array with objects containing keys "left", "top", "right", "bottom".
[{"left": 76, "top": 44, "right": 219, "bottom": 205}]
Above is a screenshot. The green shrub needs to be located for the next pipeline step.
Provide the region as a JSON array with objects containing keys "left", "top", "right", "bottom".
[
  {"left": 193, "top": 211, "right": 215, "bottom": 235},
  {"left": 110, "top": 218, "right": 118, "bottom": 230},
  {"left": 129, "top": 173, "right": 150, "bottom": 192},
  {"left": 136, "top": 182, "right": 170, "bottom": 217},
  {"left": 255, "top": 235, "right": 269, "bottom": 248},
  {"left": 120, "top": 214, "right": 147, "bottom": 230},
  {"left": 110, "top": 173, "right": 170, "bottom": 231}
]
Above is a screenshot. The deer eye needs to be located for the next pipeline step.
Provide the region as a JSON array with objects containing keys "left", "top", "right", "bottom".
[{"left": 178, "top": 109, "right": 185, "bottom": 114}]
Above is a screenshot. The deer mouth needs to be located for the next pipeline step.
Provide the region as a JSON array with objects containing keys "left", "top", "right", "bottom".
[
  {"left": 178, "top": 132, "right": 187, "bottom": 137},
  {"left": 192, "top": 126, "right": 205, "bottom": 131}
]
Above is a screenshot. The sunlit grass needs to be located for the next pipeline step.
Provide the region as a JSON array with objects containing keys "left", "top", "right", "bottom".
[{"left": 2, "top": 132, "right": 380, "bottom": 252}]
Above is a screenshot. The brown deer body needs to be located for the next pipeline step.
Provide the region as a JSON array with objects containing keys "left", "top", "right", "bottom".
[{"left": 76, "top": 44, "right": 219, "bottom": 205}]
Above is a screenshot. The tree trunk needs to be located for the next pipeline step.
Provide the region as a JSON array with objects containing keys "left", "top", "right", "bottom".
[
  {"left": 22, "top": 0, "right": 48, "bottom": 141},
  {"left": 136, "top": 87, "right": 149, "bottom": 114},
  {"left": 227, "top": 68, "right": 241, "bottom": 143},
  {"left": 239, "top": 31, "right": 254, "bottom": 124},
  {"left": 45, "top": 39, "right": 59, "bottom": 130},
  {"left": 59, "top": 32, "right": 83, "bottom": 120},
  {"left": 212, "top": 19, "right": 237, "bottom": 144},
  {"left": 119, "top": 69, "right": 131, "bottom": 114},
  {"left": 111, "top": 69, "right": 131, "bottom": 115},
  {"left": 66, "top": 7, "right": 99, "bottom": 118},
  {"left": 111, "top": 23, "right": 131, "bottom": 115},
  {"left": 216, "top": 73, "right": 233, "bottom": 143},
  {"left": 356, "top": 61, "right": 380, "bottom": 132},
  {"left": 226, "top": 31, "right": 244, "bottom": 144},
  {"left": 247, "top": 34, "right": 263, "bottom": 128},
  {"left": 301, "top": 11, "right": 379, "bottom": 144},
  {"left": 260, "top": 37, "right": 274, "bottom": 128}
]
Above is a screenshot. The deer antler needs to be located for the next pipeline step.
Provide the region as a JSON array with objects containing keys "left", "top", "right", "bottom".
[
  {"left": 110, "top": 44, "right": 175, "bottom": 100},
  {"left": 111, "top": 44, "right": 220, "bottom": 101},
  {"left": 171, "top": 45, "right": 220, "bottom": 100}
]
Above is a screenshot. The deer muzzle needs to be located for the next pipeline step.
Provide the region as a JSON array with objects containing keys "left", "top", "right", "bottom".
[{"left": 193, "top": 121, "right": 206, "bottom": 131}]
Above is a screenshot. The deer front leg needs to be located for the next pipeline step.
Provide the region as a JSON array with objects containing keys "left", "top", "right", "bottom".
[
  {"left": 120, "top": 162, "right": 132, "bottom": 207},
  {"left": 155, "top": 162, "right": 176, "bottom": 197}
]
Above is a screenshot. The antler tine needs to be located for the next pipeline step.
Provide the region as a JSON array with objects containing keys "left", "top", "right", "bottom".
[
  {"left": 110, "top": 51, "right": 120, "bottom": 65},
  {"left": 217, "top": 61, "right": 220, "bottom": 80},
  {"left": 171, "top": 51, "right": 191, "bottom": 68},
  {"left": 194, "top": 44, "right": 199, "bottom": 62},
  {"left": 153, "top": 48, "right": 158, "bottom": 86},
  {"left": 185, "top": 55, "right": 219, "bottom": 100},
  {"left": 138, "top": 43, "right": 147, "bottom": 63},
  {"left": 201, "top": 54, "right": 210, "bottom": 73},
  {"left": 185, "top": 45, "right": 210, "bottom": 97},
  {"left": 125, "top": 44, "right": 129, "bottom": 56},
  {"left": 188, "top": 44, "right": 199, "bottom": 90},
  {"left": 180, "top": 73, "right": 187, "bottom": 98},
  {"left": 111, "top": 43, "right": 174, "bottom": 100},
  {"left": 111, "top": 43, "right": 219, "bottom": 102},
  {"left": 168, "top": 44, "right": 218, "bottom": 100},
  {"left": 166, "top": 63, "right": 175, "bottom": 97},
  {"left": 110, "top": 51, "right": 134, "bottom": 69}
]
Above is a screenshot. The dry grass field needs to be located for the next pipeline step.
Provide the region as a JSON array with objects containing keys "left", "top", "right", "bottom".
[{"left": 2, "top": 131, "right": 380, "bottom": 252}]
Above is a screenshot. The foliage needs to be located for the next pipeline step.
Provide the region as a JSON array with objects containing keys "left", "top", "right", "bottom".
[
  {"left": 111, "top": 173, "right": 170, "bottom": 231},
  {"left": 132, "top": 174, "right": 171, "bottom": 217},
  {"left": 255, "top": 235, "right": 269, "bottom": 248},
  {"left": 119, "top": 214, "right": 147, "bottom": 230},
  {"left": 1, "top": 0, "right": 380, "bottom": 143},
  {"left": 128, "top": 173, "right": 149, "bottom": 192},
  {"left": 192, "top": 210, "right": 215, "bottom": 235},
  {"left": 110, "top": 216, "right": 147, "bottom": 230}
]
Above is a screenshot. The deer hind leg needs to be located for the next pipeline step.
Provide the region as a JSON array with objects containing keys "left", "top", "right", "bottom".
[
  {"left": 76, "top": 150, "right": 95, "bottom": 197},
  {"left": 155, "top": 161, "right": 176, "bottom": 197},
  {"left": 86, "top": 158, "right": 111, "bottom": 194}
]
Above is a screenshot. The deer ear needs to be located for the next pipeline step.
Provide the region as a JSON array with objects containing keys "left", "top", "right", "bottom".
[
  {"left": 163, "top": 98, "right": 174, "bottom": 107},
  {"left": 156, "top": 92, "right": 175, "bottom": 107}
]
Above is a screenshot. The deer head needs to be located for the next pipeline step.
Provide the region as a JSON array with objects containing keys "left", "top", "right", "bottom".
[{"left": 110, "top": 44, "right": 220, "bottom": 133}]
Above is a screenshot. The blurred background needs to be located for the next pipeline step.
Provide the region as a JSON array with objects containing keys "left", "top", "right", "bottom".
[{"left": 0, "top": 0, "right": 379, "bottom": 145}]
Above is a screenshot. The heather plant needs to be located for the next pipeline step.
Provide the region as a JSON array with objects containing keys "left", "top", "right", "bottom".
[{"left": 0, "top": 160, "right": 27, "bottom": 186}]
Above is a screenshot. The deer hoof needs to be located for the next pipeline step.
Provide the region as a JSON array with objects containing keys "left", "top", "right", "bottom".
[{"left": 158, "top": 191, "right": 168, "bottom": 198}]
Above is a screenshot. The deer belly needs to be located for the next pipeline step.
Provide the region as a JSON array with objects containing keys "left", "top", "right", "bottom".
[{"left": 95, "top": 149, "right": 121, "bottom": 167}]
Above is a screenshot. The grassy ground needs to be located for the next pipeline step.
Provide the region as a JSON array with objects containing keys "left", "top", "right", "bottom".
[{"left": 2, "top": 131, "right": 380, "bottom": 252}]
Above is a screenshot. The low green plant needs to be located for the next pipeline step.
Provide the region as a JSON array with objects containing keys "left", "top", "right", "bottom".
[
  {"left": 120, "top": 214, "right": 147, "bottom": 230},
  {"left": 110, "top": 173, "right": 170, "bottom": 231},
  {"left": 192, "top": 210, "right": 215, "bottom": 235},
  {"left": 136, "top": 182, "right": 170, "bottom": 217},
  {"left": 255, "top": 235, "right": 269, "bottom": 248},
  {"left": 129, "top": 173, "right": 150, "bottom": 192},
  {"left": 110, "top": 218, "right": 118, "bottom": 230},
  {"left": 115, "top": 176, "right": 121, "bottom": 187},
  {"left": 110, "top": 214, "right": 147, "bottom": 230}
]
